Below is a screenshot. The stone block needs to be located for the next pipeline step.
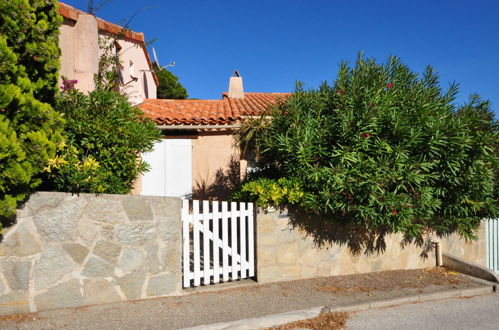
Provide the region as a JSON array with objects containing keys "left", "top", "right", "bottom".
[
  {"left": 117, "top": 248, "right": 145, "bottom": 274},
  {"left": 0, "top": 277, "right": 6, "bottom": 294},
  {"left": 62, "top": 243, "right": 89, "bottom": 265},
  {"left": 297, "top": 239, "right": 314, "bottom": 254},
  {"left": 25, "top": 192, "right": 65, "bottom": 216},
  {"left": 317, "top": 263, "right": 335, "bottom": 277},
  {"left": 0, "top": 291, "right": 29, "bottom": 315},
  {"left": 279, "top": 265, "right": 302, "bottom": 281},
  {"left": 81, "top": 257, "right": 115, "bottom": 278},
  {"left": 85, "top": 197, "right": 126, "bottom": 224},
  {"left": 301, "top": 265, "right": 317, "bottom": 279},
  {"left": 257, "top": 234, "right": 278, "bottom": 246},
  {"left": 122, "top": 199, "right": 153, "bottom": 221},
  {"left": 257, "top": 246, "right": 277, "bottom": 266},
  {"left": 78, "top": 219, "right": 100, "bottom": 244},
  {"left": 117, "top": 270, "right": 146, "bottom": 300},
  {"left": 150, "top": 197, "right": 182, "bottom": 221},
  {"left": 33, "top": 198, "right": 85, "bottom": 242},
  {"left": 277, "top": 243, "right": 298, "bottom": 264},
  {"left": 165, "top": 248, "right": 180, "bottom": 271},
  {"left": 158, "top": 221, "right": 181, "bottom": 244},
  {"left": 158, "top": 247, "right": 168, "bottom": 269},
  {"left": 115, "top": 223, "right": 156, "bottom": 246},
  {"left": 276, "top": 229, "right": 299, "bottom": 243},
  {"left": 258, "top": 220, "right": 277, "bottom": 235},
  {"left": 99, "top": 224, "right": 115, "bottom": 241},
  {"left": 275, "top": 215, "right": 290, "bottom": 227},
  {"left": 0, "top": 220, "right": 42, "bottom": 257},
  {"left": 93, "top": 240, "right": 121, "bottom": 264},
  {"left": 258, "top": 265, "right": 285, "bottom": 283},
  {"left": 33, "top": 245, "right": 75, "bottom": 290},
  {"left": 146, "top": 273, "right": 177, "bottom": 297},
  {"left": 145, "top": 243, "right": 161, "bottom": 274},
  {"left": 34, "top": 280, "right": 84, "bottom": 311},
  {"left": 83, "top": 279, "right": 122, "bottom": 305},
  {"left": 300, "top": 249, "right": 322, "bottom": 268},
  {"left": 1, "top": 259, "right": 31, "bottom": 291},
  {"left": 257, "top": 213, "right": 276, "bottom": 226}
]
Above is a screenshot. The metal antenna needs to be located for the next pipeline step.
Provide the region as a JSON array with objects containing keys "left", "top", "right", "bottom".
[{"left": 152, "top": 47, "right": 175, "bottom": 71}]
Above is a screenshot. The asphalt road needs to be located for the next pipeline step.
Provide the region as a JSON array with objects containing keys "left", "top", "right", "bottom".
[{"left": 346, "top": 294, "right": 499, "bottom": 330}]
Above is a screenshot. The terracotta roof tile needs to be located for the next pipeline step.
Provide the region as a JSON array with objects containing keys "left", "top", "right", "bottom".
[
  {"left": 139, "top": 93, "right": 291, "bottom": 126},
  {"left": 224, "top": 92, "right": 290, "bottom": 116},
  {"left": 140, "top": 99, "right": 236, "bottom": 125}
]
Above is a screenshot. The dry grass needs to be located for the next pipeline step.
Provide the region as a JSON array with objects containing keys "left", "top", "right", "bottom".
[
  {"left": 269, "top": 312, "right": 350, "bottom": 330},
  {"left": 317, "top": 267, "right": 464, "bottom": 294},
  {"left": 0, "top": 313, "right": 44, "bottom": 323}
]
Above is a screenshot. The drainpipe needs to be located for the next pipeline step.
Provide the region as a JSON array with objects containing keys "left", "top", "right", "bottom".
[{"left": 435, "top": 242, "right": 443, "bottom": 267}]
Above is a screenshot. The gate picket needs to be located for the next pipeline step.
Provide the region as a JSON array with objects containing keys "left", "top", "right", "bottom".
[
  {"left": 193, "top": 200, "right": 201, "bottom": 286},
  {"left": 240, "top": 202, "right": 247, "bottom": 278},
  {"left": 248, "top": 202, "right": 255, "bottom": 277},
  {"left": 230, "top": 202, "right": 238, "bottom": 280},
  {"left": 203, "top": 200, "right": 210, "bottom": 285},
  {"left": 222, "top": 202, "right": 229, "bottom": 282},
  {"left": 488, "top": 218, "right": 499, "bottom": 274},
  {"left": 213, "top": 201, "right": 220, "bottom": 283}
]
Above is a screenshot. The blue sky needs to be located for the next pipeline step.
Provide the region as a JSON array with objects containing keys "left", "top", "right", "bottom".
[{"left": 63, "top": 0, "right": 498, "bottom": 115}]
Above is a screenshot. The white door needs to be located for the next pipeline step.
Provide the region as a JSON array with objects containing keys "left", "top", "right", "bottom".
[{"left": 141, "top": 139, "right": 192, "bottom": 198}]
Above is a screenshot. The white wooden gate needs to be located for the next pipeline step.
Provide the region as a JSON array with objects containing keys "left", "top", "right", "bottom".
[
  {"left": 182, "top": 200, "right": 255, "bottom": 288},
  {"left": 486, "top": 218, "right": 499, "bottom": 274}
]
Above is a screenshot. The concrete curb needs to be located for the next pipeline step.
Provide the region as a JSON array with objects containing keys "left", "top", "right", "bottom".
[
  {"left": 182, "top": 306, "right": 324, "bottom": 330},
  {"left": 182, "top": 285, "right": 495, "bottom": 330},
  {"left": 443, "top": 253, "right": 499, "bottom": 284}
]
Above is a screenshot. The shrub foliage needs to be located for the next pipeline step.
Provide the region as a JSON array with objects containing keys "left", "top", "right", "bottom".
[
  {"left": 0, "top": 0, "right": 64, "bottom": 224},
  {"left": 237, "top": 55, "right": 498, "bottom": 253},
  {"left": 44, "top": 84, "right": 161, "bottom": 194}
]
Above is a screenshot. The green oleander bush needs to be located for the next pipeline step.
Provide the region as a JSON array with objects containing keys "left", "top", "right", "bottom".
[{"left": 236, "top": 54, "right": 498, "bottom": 254}]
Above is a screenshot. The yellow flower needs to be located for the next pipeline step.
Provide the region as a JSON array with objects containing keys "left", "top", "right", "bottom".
[
  {"left": 82, "top": 156, "right": 100, "bottom": 170},
  {"left": 44, "top": 155, "right": 69, "bottom": 173}
]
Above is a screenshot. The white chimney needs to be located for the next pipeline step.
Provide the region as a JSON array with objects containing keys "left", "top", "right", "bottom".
[{"left": 228, "top": 70, "right": 244, "bottom": 99}]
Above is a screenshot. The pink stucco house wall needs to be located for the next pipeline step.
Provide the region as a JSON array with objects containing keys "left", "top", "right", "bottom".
[{"left": 58, "top": 2, "right": 158, "bottom": 104}]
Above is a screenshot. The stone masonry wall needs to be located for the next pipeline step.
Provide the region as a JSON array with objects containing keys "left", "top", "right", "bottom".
[
  {"left": 257, "top": 210, "right": 487, "bottom": 284},
  {"left": 0, "top": 192, "right": 182, "bottom": 315}
]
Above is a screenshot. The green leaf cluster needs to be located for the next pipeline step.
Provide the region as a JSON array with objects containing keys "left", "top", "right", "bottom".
[
  {"left": 154, "top": 63, "right": 188, "bottom": 99},
  {"left": 233, "top": 177, "right": 305, "bottom": 208},
  {"left": 0, "top": 0, "right": 64, "bottom": 226},
  {"left": 44, "top": 88, "right": 161, "bottom": 194},
  {"left": 237, "top": 54, "right": 498, "bottom": 249}
]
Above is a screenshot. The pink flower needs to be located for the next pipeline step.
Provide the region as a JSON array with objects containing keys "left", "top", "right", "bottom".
[
  {"left": 391, "top": 211, "right": 397, "bottom": 215},
  {"left": 61, "top": 79, "right": 77, "bottom": 92},
  {"left": 387, "top": 83, "right": 393, "bottom": 88}
]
